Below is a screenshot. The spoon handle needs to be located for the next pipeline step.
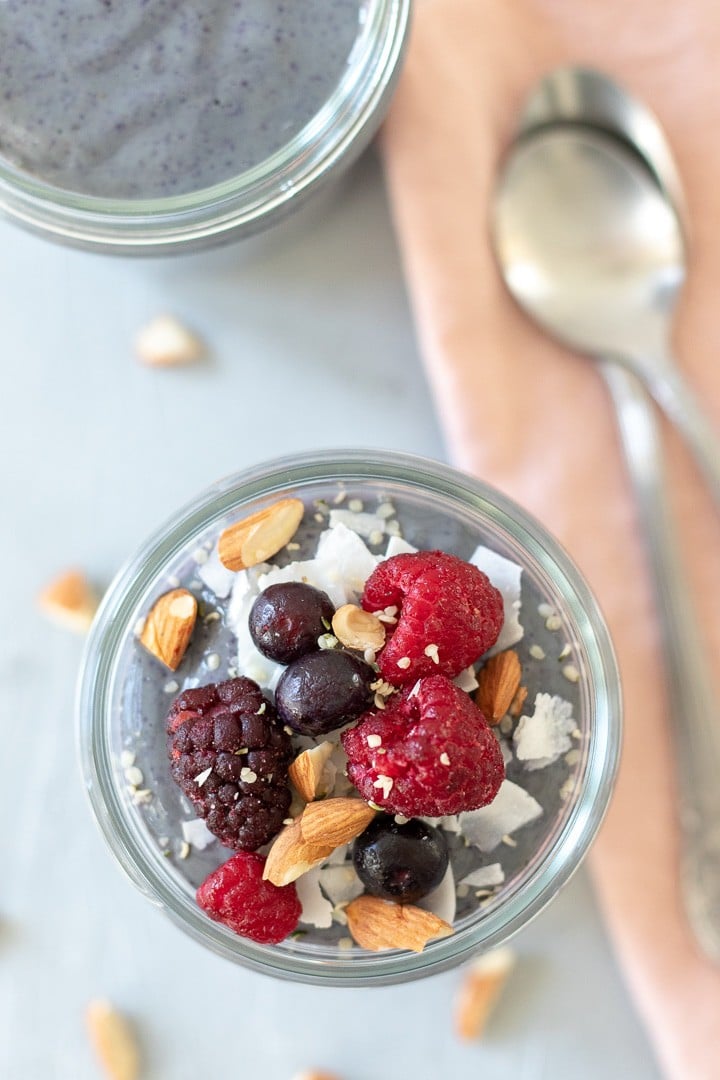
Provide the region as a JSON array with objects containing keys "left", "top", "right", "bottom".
[
  {"left": 602, "top": 359, "right": 720, "bottom": 962},
  {"left": 644, "top": 361, "right": 720, "bottom": 508}
]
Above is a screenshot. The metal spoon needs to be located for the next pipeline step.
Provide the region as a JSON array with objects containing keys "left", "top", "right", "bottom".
[{"left": 491, "top": 67, "right": 720, "bottom": 961}]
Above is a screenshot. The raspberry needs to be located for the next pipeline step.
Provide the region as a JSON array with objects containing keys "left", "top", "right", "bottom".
[
  {"left": 361, "top": 551, "right": 504, "bottom": 686},
  {"left": 196, "top": 852, "right": 301, "bottom": 944},
  {"left": 166, "top": 677, "right": 292, "bottom": 852},
  {"left": 341, "top": 675, "right": 505, "bottom": 817}
]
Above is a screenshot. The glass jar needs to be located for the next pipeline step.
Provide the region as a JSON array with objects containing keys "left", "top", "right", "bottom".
[
  {"left": 0, "top": 1, "right": 409, "bottom": 253},
  {"left": 77, "top": 449, "right": 621, "bottom": 985}
]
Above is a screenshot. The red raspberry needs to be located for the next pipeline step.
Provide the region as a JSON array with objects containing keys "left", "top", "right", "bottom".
[
  {"left": 196, "top": 852, "right": 301, "bottom": 944},
  {"left": 361, "top": 551, "right": 504, "bottom": 686},
  {"left": 342, "top": 675, "right": 505, "bottom": 817}
]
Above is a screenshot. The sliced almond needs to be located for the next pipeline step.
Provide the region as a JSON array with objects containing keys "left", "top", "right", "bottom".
[
  {"left": 218, "top": 498, "right": 304, "bottom": 571},
  {"left": 345, "top": 895, "right": 452, "bottom": 953},
  {"left": 508, "top": 684, "right": 529, "bottom": 718},
  {"left": 85, "top": 1000, "right": 140, "bottom": 1080},
  {"left": 38, "top": 569, "right": 98, "bottom": 632},
  {"left": 139, "top": 588, "right": 197, "bottom": 670},
  {"left": 134, "top": 314, "right": 204, "bottom": 367},
  {"left": 263, "top": 798, "right": 376, "bottom": 886},
  {"left": 454, "top": 947, "right": 516, "bottom": 1040},
  {"left": 289, "top": 741, "right": 335, "bottom": 802},
  {"left": 475, "top": 650, "right": 522, "bottom": 724},
  {"left": 331, "top": 604, "right": 386, "bottom": 652}
]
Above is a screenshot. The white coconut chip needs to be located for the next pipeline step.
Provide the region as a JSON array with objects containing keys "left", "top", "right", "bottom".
[
  {"left": 454, "top": 666, "right": 479, "bottom": 693},
  {"left": 329, "top": 509, "right": 387, "bottom": 539},
  {"left": 417, "top": 864, "right": 456, "bottom": 924},
  {"left": 421, "top": 815, "right": 463, "bottom": 835},
  {"left": 317, "top": 864, "right": 365, "bottom": 907},
  {"left": 513, "top": 693, "right": 576, "bottom": 770},
  {"left": 459, "top": 780, "right": 543, "bottom": 852},
  {"left": 461, "top": 863, "right": 505, "bottom": 889},
  {"left": 384, "top": 535, "right": 418, "bottom": 558},
  {"left": 296, "top": 867, "right": 334, "bottom": 929},
  {"left": 198, "top": 547, "right": 236, "bottom": 599},
  {"left": 469, "top": 545, "right": 524, "bottom": 654},
  {"left": 181, "top": 818, "right": 216, "bottom": 850}
]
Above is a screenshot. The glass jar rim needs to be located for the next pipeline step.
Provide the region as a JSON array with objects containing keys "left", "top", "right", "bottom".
[
  {"left": 0, "top": 1, "right": 410, "bottom": 252},
  {"left": 76, "top": 448, "right": 622, "bottom": 985}
]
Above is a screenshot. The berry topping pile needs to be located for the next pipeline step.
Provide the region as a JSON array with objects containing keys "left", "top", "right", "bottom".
[
  {"left": 353, "top": 814, "right": 449, "bottom": 904},
  {"left": 275, "top": 649, "right": 375, "bottom": 735},
  {"left": 249, "top": 581, "right": 335, "bottom": 664},
  {"left": 342, "top": 675, "right": 505, "bottom": 817},
  {"left": 166, "top": 677, "right": 292, "bottom": 851},
  {"left": 361, "top": 551, "right": 504, "bottom": 685},
  {"left": 196, "top": 851, "right": 301, "bottom": 944}
]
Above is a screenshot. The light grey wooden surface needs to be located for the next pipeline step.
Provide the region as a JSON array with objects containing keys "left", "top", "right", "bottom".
[{"left": 0, "top": 149, "right": 661, "bottom": 1080}]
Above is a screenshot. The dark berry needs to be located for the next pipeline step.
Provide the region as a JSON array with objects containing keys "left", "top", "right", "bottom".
[
  {"left": 342, "top": 675, "right": 505, "bottom": 817},
  {"left": 274, "top": 649, "right": 375, "bottom": 736},
  {"left": 353, "top": 814, "right": 449, "bottom": 903},
  {"left": 196, "top": 852, "right": 301, "bottom": 944},
  {"left": 361, "top": 550, "right": 504, "bottom": 685},
  {"left": 249, "top": 582, "right": 335, "bottom": 664},
  {"left": 166, "top": 677, "right": 292, "bottom": 851}
]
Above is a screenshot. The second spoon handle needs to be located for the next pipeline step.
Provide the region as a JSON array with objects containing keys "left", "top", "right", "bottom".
[{"left": 602, "top": 359, "right": 720, "bottom": 962}]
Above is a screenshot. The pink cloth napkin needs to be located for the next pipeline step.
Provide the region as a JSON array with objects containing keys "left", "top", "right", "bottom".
[{"left": 380, "top": 3, "right": 720, "bottom": 1077}]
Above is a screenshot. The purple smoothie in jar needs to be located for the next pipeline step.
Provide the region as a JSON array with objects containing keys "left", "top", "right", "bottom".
[{"left": 0, "top": 0, "right": 361, "bottom": 199}]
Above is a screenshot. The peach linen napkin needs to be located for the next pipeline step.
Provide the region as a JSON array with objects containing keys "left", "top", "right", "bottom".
[{"left": 380, "top": 3, "right": 720, "bottom": 1078}]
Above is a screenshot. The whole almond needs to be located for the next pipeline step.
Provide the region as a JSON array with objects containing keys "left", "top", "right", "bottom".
[
  {"left": 345, "top": 895, "right": 453, "bottom": 953},
  {"left": 135, "top": 313, "right": 204, "bottom": 367},
  {"left": 139, "top": 588, "right": 197, "bottom": 670},
  {"left": 218, "top": 498, "right": 304, "bottom": 571},
  {"left": 475, "top": 650, "right": 522, "bottom": 723},
  {"left": 289, "top": 741, "right": 335, "bottom": 802},
  {"left": 454, "top": 947, "right": 516, "bottom": 1040},
  {"left": 332, "top": 604, "right": 386, "bottom": 652},
  {"left": 38, "top": 569, "right": 98, "bottom": 632},
  {"left": 85, "top": 1000, "right": 140, "bottom": 1080},
  {"left": 263, "top": 798, "right": 376, "bottom": 886}
]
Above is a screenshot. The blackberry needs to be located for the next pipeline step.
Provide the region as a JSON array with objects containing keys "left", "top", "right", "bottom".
[
  {"left": 166, "top": 677, "right": 292, "bottom": 852},
  {"left": 249, "top": 581, "right": 335, "bottom": 664}
]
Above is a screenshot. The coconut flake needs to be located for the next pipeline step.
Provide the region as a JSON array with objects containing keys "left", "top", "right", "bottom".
[
  {"left": 384, "top": 536, "right": 418, "bottom": 558},
  {"left": 318, "top": 864, "right": 365, "bottom": 907},
  {"left": 470, "top": 545, "right": 523, "bottom": 653},
  {"left": 296, "top": 867, "right": 334, "bottom": 929},
  {"left": 417, "top": 864, "right": 456, "bottom": 924},
  {"left": 181, "top": 818, "right": 216, "bottom": 850},
  {"left": 461, "top": 863, "right": 505, "bottom": 888},
  {"left": 198, "top": 546, "right": 236, "bottom": 599},
  {"left": 454, "top": 666, "right": 479, "bottom": 692},
  {"left": 513, "top": 693, "right": 576, "bottom": 770},
  {"left": 459, "top": 780, "right": 542, "bottom": 852},
  {"left": 329, "top": 509, "right": 387, "bottom": 539}
]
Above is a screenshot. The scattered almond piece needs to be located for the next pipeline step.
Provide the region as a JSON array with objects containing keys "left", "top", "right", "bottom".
[
  {"left": 218, "top": 498, "right": 304, "bottom": 571},
  {"left": 345, "top": 895, "right": 452, "bottom": 953},
  {"left": 475, "top": 650, "right": 522, "bottom": 724},
  {"left": 85, "top": 1000, "right": 140, "bottom": 1080},
  {"left": 38, "top": 569, "right": 98, "bottom": 632},
  {"left": 454, "top": 947, "right": 516, "bottom": 1040},
  {"left": 139, "top": 588, "right": 197, "bottom": 670},
  {"left": 289, "top": 741, "right": 335, "bottom": 802},
  {"left": 291, "top": 1072, "right": 343, "bottom": 1080},
  {"left": 332, "top": 604, "right": 386, "bottom": 652},
  {"left": 508, "top": 684, "right": 529, "bottom": 718},
  {"left": 263, "top": 798, "right": 376, "bottom": 886},
  {"left": 134, "top": 314, "right": 204, "bottom": 367}
]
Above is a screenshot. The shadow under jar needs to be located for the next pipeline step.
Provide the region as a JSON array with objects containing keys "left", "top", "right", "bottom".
[
  {"left": 0, "top": 0, "right": 410, "bottom": 253},
  {"left": 77, "top": 450, "right": 621, "bottom": 986}
]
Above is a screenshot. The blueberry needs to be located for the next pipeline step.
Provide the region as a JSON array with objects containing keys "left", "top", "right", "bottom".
[
  {"left": 249, "top": 582, "right": 335, "bottom": 664},
  {"left": 274, "top": 650, "right": 375, "bottom": 736},
  {"left": 352, "top": 814, "right": 449, "bottom": 903}
]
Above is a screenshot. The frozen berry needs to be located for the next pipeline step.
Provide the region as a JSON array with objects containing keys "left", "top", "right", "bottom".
[
  {"left": 353, "top": 814, "right": 449, "bottom": 903},
  {"left": 342, "top": 674, "right": 505, "bottom": 817},
  {"left": 196, "top": 851, "right": 301, "bottom": 944},
  {"left": 361, "top": 550, "right": 504, "bottom": 685},
  {"left": 275, "top": 649, "right": 375, "bottom": 736},
  {"left": 249, "top": 582, "right": 335, "bottom": 664},
  {"left": 166, "top": 677, "right": 292, "bottom": 851}
]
